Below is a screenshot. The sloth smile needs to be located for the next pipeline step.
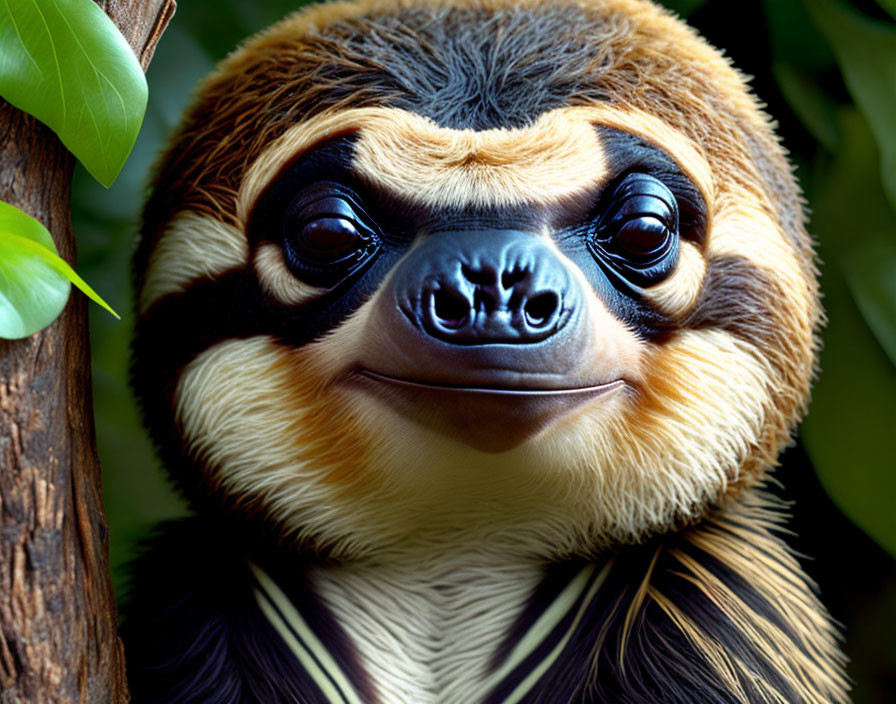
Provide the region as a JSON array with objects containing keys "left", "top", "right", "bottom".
[
  {"left": 358, "top": 368, "right": 625, "bottom": 396},
  {"left": 355, "top": 368, "right": 625, "bottom": 452}
]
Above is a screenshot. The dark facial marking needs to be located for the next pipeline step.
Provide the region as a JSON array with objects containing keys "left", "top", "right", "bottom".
[
  {"left": 552, "top": 130, "right": 709, "bottom": 339},
  {"left": 562, "top": 235, "right": 677, "bottom": 343},
  {"left": 249, "top": 137, "right": 396, "bottom": 247},
  {"left": 686, "top": 255, "right": 785, "bottom": 352}
]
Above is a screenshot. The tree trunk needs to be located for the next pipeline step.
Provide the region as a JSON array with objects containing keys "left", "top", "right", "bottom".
[{"left": 0, "top": 2, "right": 175, "bottom": 702}]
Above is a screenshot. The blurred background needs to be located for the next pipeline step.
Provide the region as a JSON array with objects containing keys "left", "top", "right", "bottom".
[{"left": 72, "top": 0, "right": 896, "bottom": 700}]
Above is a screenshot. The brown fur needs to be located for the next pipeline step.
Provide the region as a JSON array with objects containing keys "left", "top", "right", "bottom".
[
  {"left": 137, "top": 0, "right": 820, "bottom": 496},
  {"left": 131, "top": 2, "right": 842, "bottom": 702},
  {"left": 136, "top": 0, "right": 821, "bottom": 567}
]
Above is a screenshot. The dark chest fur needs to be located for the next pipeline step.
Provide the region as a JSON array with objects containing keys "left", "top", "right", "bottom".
[{"left": 122, "top": 497, "right": 845, "bottom": 704}]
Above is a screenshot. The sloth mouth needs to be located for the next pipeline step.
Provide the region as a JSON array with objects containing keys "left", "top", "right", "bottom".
[
  {"left": 355, "top": 369, "right": 624, "bottom": 453},
  {"left": 358, "top": 369, "right": 624, "bottom": 396}
]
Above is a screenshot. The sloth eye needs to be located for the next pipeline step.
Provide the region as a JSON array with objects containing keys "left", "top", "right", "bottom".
[
  {"left": 282, "top": 186, "right": 379, "bottom": 286},
  {"left": 589, "top": 173, "right": 680, "bottom": 286},
  {"left": 613, "top": 215, "right": 672, "bottom": 262},
  {"left": 295, "top": 206, "right": 364, "bottom": 263}
]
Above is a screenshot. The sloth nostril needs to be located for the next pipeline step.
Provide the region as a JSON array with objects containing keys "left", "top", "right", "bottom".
[
  {"left": 461, "top": 263, "right": 496, "bottom": 286},
  {"left": 524, "top": 292, "right": 559, "bottom": 328},
  {"left": 432, "top": 288, "right": 470, "bottom": 328}
]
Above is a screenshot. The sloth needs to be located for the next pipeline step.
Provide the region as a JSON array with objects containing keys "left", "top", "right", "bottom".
[{"left": 122, "top": 0, "right": 850, "bottom": 702}]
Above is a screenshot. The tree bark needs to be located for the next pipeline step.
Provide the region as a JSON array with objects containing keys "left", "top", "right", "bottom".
[{"left": 0, "top": 2, "right": 174, "bottom": 702}]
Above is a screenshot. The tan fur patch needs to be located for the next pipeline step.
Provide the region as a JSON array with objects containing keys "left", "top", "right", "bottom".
[
  {"left": 709, "top": 190, "right": 810, "bottom": 287},
  {"left": 236, "top": 104, "right": 714, "bottom": 219},
  {"left": 174, "top": 336, "right": 379, "bottom": 554},
  {"left": 254, "top": 243, "right": 324, "bottom": 306},
  {"left": 641, "top": 241, "right": 706, "bottom": 318},
  {"left": 351, "top": 108, "right": 608, "bottom": 210},
  {"left": 235, "top": 106, "right": 609, "bottom": 217},
  {"left": 140, "top": 212, "right": 247, "bottom": 313}
]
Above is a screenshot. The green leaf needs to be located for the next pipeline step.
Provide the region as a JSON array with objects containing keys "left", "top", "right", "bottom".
[
  {"left": 844, "top": 241, "right": 896, "bottom": 368},
  {"left": 0, "top": 0, "right": 148, "bottom": 186},
  {"left": 805, "top": 0, "right": 896, "bottom": 213},
  {"left": 0, "top": 200, "right": 118, "bottom": 339},
  {"left": 801, "top": 110, "right": 896, "bottom": 558},
  {"left": 0, "top": 209, "right": 70, "bottom": 339}
]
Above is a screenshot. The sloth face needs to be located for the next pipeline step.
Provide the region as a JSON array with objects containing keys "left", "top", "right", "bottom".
[{"left": 133, "top": 0, "right": 819, "bottom": 559}]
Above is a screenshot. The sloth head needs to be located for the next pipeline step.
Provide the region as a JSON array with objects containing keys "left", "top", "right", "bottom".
[{"left": 133, "top": 0, "right": 819, "bottom": 560}]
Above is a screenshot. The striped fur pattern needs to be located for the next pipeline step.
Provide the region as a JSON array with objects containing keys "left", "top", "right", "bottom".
[
  {"left": 484, "top": 492, "right": 848, "bottom": 704},
  {"left": 124, "top": 496, "right": 847, "bottom": 703},
  {"left": 126, "top": 0, "right": 847, "bottom": 702},
  {"left": 122, "top": 521, "right": 376, "bottom": 704}
]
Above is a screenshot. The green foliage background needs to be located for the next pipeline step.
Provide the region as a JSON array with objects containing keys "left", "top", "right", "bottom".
[{"left": 71, "top": 0, "right": 896, "bottom": 700}]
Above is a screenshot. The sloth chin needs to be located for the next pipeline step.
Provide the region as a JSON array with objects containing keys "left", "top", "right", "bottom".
[{"left": 355, "top": 368, "right": 625, "bottom": 453}]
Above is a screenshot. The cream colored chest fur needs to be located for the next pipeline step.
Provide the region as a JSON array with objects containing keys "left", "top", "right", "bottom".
[{"left": 312, "top": 551, "right": 544, "bottom": 704}]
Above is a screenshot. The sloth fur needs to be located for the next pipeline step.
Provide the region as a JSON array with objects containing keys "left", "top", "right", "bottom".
[{"left": 123, "top": 1, "right": 850, "bottom": 702}]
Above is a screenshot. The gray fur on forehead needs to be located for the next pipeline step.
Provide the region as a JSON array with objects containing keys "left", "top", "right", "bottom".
[{"left": 300, "top": 4, "right": 621, "bottom": 129}]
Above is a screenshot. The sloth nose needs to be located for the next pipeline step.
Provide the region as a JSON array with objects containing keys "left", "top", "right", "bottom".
[
  {"left": 425, "top": 261, "right": 564, "bottom": 343},
  {"left": 400, "top": 231, "right": 574, "bottom": 345}
]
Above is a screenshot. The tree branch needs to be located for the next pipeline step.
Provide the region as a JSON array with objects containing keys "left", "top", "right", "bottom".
[{"left": 0, "top": 2, "right": 174, "bottom": 702}]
